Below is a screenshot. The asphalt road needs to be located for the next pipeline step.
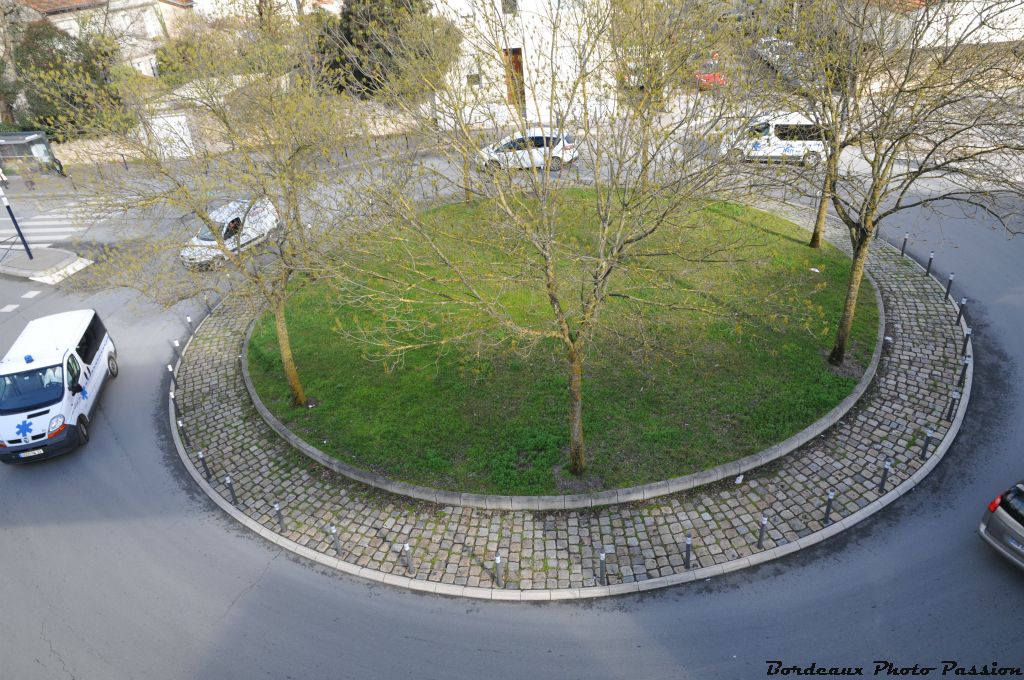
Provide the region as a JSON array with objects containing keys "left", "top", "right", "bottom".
[{"left": 0, "top": 186, "right": 1021, "bottom": 679}]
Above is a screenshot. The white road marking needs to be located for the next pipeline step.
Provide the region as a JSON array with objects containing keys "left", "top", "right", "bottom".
[
  {"left": 0, "top": 304, "right": 19, "bottom": 313},
  {"left": 21, "top": 290, "right": 41, "bottom": 299},
  {"left": 30, "top": 257, "right": 93, "bottom": 285}
]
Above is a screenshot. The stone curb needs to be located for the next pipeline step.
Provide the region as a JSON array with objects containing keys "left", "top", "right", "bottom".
[
  {"left": 239, "top": 261, "right": 887, "bottom": 512},
  {"left": 168, "top": 207, "right": 973, "bottom": 600}
]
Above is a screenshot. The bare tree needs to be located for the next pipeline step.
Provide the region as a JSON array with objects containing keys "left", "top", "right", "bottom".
[
  {"left": 325, "top": 0, "right": 757, "bottom": 475},
  {"left": 38, "top": 9, "right": 361, "bottom": 406},
  {"left": 791, "top": 0, "right": 1024, "bottom": 364}
]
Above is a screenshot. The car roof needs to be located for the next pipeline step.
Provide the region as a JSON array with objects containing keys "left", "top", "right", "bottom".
[
  {"left": 209, "top": 200, "right": 249, "bottom": 223},
  {"left": 756, "top": 112, "right": 815, "bottom": 126},
  {"left": 0, "top": 310, "right": 94, "bottom": 372}
]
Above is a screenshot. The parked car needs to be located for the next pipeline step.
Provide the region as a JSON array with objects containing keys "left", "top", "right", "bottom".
[
  {"left": 477, "top": 128, "right": 578, "bottom": 172},
  {"left": 723, "top": 112, "right": 825, "bottom": 166},
  {"left": 979, "top": 481, "right": 1024, "bottom": 571},
  {"left": 695, "top": 56, "right": 727, "bottom": 90},
  {"left": 180, "top": 199, "right": 280, "bottom": 269}
]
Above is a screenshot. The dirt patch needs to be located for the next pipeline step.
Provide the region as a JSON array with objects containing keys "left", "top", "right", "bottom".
[
  {"left": 552, "top": 464, "right": 605, "bottom": 494},
  {"left": 822, "top": 346, "right": 866, "bottom": 380}
]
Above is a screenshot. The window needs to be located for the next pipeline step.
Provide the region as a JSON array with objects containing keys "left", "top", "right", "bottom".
[
  {"left": 748, "top": 123, "right": 770, "bottom": 138},
  {"left": 502, "top": 0, "right": 517, "bottom": 14},
  {"left": 466, "top": 73, "right": 482, "bottom": 88},
  {"left": 775, "top": 124, "right": 821, "bottom": 142},
  {"left": 1002, "top": 485, "right": 1024, "bottom": 526},
  {"left": 531, "top": 136, "right": 548, "bottom": 149},
  {"left": 500, "top": 138, "right": 527, "bottom": 152},
  {"left": 66, "top": 355, "right": 81, "bottom": 390},
  {"left": 76, "top": 314, "right": 106, "bottom": 366},
  {"left": 224, "top": 217, "right": 242, "bottom": 240}
]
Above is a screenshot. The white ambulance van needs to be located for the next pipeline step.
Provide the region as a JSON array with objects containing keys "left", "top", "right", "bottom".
[
  {"left": 725, "top": 112, "right": 825, "bottom": 166},
  {"left": 0, "top": 310, "right": 117, "bottom": 463}
]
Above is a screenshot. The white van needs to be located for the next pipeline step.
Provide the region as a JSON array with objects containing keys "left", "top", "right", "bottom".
[
  {"left": 726, "top": 112, "right": 825, "bottom": 166},
  {"left": 0, "top": 310, "right": 117, "bottom": 463}
]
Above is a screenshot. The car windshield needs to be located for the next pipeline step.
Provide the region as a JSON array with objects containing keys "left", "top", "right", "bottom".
[
  {"left": 197, "top": 223, "right": 218, "bottom": 242},
  {"left": 0, "top": 365, "right": 64, "bottom": 415}
]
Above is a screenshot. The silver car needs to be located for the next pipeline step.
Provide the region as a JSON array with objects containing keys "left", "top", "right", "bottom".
[
  {"left": 180, "top": 199, "right": 280, "bottom": 269},
  {"left": 477, "top": 128, "right": 578, "bottom": 172},
  {"left": 979, "top": 481, "right": 1024, "bottom": 571}
]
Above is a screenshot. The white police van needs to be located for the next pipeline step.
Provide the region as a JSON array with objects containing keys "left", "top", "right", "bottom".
[
  {"left": 726, "top": 112, "right": 825, "bottom": 166},
  {"left": 0, "top": 310, "right": 117, "bottom": 463}
]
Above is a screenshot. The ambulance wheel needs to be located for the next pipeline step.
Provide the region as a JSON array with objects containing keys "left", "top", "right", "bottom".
[
  {"left": 108, "top": 354, "right": 119, "bottom": 378},
  {"left": 77, "top": 417, "right": 89, "bottom": 445}
]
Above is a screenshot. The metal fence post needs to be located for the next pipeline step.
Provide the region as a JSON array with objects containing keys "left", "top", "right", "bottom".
[
  {"left": 684, "top": 535, "right": 692, "bottom": 570},
  {"left": 823, "top": 490, "right": 835, "bottom": 524},
  {"left": 225, "top": 475, "right": 238, "bottom": 505},
  {"left": 900, "top": 233, "right": 909, "bottom": 257},
  {"left": 944, "top": 273, "right": 955, "bottom": 301},
  {"left": 925, "top": 251, "right": 934, "bottom": 277},
  {"left": 962, "top": 328, "right": 972, "bottom": 356}
]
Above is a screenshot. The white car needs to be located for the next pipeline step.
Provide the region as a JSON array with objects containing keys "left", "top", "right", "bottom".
[
  {"left": 477, "top": 128, "right": 579, "bottom": 172},
  {"left": 724, "top": 112, "right": 825, "bottom": 166},
  {"left": 180, "top": 199, "right": 280, "bottom": 269}
]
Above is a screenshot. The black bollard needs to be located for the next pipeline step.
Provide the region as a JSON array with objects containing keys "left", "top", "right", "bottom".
[
  {"left": 197, "top": 450, "right": 212, "bottom": 480},
  {"left": 962, "top": 328, "right": 972, "bottom": 356},
  {"left": 171, "top": 339, "right": 181, "bottom": 360},
  {"left": 225, "top": 475, "right": 238, "bottom": 505},
  {"left": 599, "top": 551, "right": 607, "bottom": 584},
  {"left": 878, "top": 458, "right": 892, "bottom": 493},
  {"left": 920, "top": 430, "right": 934, "bottom": 461},
  {"left": 495, "top": 553, "right": 504, "bottom": 589},
  {"left": 274, "top": 502, "right": 285, "bottom": 532},
  {"left": 901, "top": 233, "right": 909, "bottom": 257},
  {"left": 823, "top": 490, "right": 835, "bottom": 524},
  {"left": 684, "top": 535, "right": 692, "bottom": 570},
  {"left": 185, "top": 315, "right": 193, "bottom": 334},
  {"left": 756, "top": 515, "right": 768, "bottom": 549},
  {"left": 403, "top": 543, "right": 413, "bottom": 575},
  {"left": 176, "top": 419, "right": 191, "bottom": 449},
  {"left": 169, "top": 389, "right": 179, "bottom": 418},
  {"left": 944, "top": 273, "right": 955, "bottom": 301},
  {"left": 947, "top": 390, "right": 961, "bottom": 421},
  {"left": 330, "top": 524, "right": 341, "bottom": 555},
  {"left": 204, "top": 298, "right": 213, "bottom": 316},
  {"left": 958, "top": 356, "right": 971, "bottom": 387},
  {"left": 955, "top": 297, "right": 967, "bottom": 326},
  {"left": 925, "top": 251, "right": 934, "bottom": 277},
  {"left": 166, "top": 364, "right": 175, "bottom": 391}
]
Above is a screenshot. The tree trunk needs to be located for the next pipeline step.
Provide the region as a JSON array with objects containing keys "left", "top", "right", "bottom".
[
  {"left": 828, "top": 226, "right": 873, "bottom": 365},
  {"left": 567, "top": 345, "right": 586, "bottom": 475},
  {"left": 809, "top": 149, "right": 838, "bottom": 249},
  {"left": 273, "top": 299, "right": 308, "bottom": 406}
]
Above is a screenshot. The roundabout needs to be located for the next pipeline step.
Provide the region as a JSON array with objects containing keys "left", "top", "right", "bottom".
[{"left": 170, "top": 200, "right": 972, "bottom": 599}]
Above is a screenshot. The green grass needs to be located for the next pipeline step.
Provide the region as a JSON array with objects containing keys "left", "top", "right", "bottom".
[{"left": 248, "top": 192, "right": 878, "bottom": 495}]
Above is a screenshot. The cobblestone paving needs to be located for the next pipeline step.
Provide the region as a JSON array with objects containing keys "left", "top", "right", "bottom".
[{"left": 175, "top": 203, "right": 968, "bottom": 591}]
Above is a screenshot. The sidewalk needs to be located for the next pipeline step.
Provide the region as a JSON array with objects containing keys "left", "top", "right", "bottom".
[{"left": 171, "top": 202, "right": 972, "bottom": 599}]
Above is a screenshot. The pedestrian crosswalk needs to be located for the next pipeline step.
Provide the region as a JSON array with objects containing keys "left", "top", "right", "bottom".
[{"left": 0, "top": 200, "right": 99, "bottom": 250}]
